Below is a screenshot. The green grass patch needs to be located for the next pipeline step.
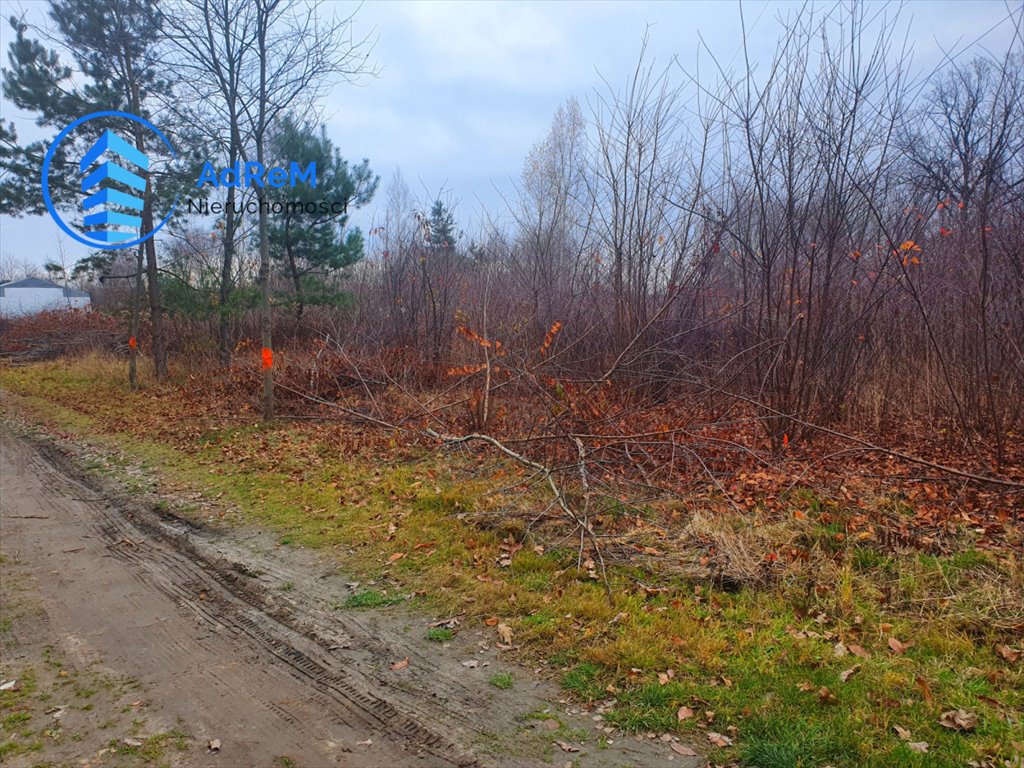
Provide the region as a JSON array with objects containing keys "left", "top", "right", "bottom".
[
  {"left": 488, "top": 672, "right": 514, "bottom": 690},
  {"left": 111, "top": 729, "right": 189, "bottom": 762},
  {"left": 339, "top": 589, "right": 404, "bottom": 609}
]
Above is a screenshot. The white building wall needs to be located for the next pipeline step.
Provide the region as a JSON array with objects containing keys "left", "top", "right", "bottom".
[{"left": 0, "top": 287, "right": 90, "bottom": 317}]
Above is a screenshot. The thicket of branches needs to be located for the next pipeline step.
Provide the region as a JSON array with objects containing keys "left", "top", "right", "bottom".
[
  {"left": 384, "top": 20, "right": 1015, "bottom": 432},
  {"left": 301, "top": 9, "right": 1022, "bottom": 480},
  {"left": 301, "top": 8, "right": 1024, "bottom": 548},
  {"left": 5, "top": 3, "right": 1023, "bottom": 493}
]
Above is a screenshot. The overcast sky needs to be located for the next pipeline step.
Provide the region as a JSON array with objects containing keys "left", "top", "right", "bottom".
[{"left": 0, "top": 0, "right": 1020, "bottom": 272}]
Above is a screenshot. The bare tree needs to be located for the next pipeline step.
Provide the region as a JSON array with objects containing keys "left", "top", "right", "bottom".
[
  {"left": 168, "top": 0, "right": 375, "bottom": 418},
  {"left": 251, "top": 0, "right": 373, "bottom": 419},
  {"left": 900, "top": 51, "right": 1024, "bottom": 464},
  {"left": 165, "top": 0, "right": 259, "bottom": 366},
  {"left": 510, "top": 98, "right": 591, "bottom": 336}
]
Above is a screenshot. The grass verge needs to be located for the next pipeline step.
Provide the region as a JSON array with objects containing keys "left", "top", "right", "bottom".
[{"left": 1, "top": 355, "right": 1021, "bottom": 767}]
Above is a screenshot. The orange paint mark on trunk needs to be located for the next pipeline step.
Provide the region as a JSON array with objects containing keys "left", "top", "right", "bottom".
[
  {"left": 261, "top": 347, "right": 273, "bottom": 370},
  {"left": 128, "top": 336, "right": 138, "bottom": 350}
]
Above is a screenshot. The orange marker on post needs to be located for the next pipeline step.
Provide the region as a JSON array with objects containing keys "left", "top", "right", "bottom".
[
  {"left": 128, "top": 336, "right": 138, "bottom": 350},
  {"left": 261, "top": 347, "right": 273, "bottom": 370}
]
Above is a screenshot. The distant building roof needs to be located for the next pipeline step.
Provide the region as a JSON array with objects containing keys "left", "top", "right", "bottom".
[{"left": 0, "top": 277, "right": 90, "bottom": 298}]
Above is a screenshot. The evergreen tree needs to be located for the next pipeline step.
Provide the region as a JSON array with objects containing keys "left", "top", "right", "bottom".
[
  {"left": 2, "top": 0, "right": 174, "bottom": 380},
  {"left": 427, "top": 199, "right": 457, "bottom": 251},
  {"left": 266, "top": 117, "right": 378, "bottom": 320}
]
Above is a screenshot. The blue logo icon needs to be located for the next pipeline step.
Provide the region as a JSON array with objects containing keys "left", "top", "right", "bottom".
[{"left": 42, "top": 110, "right": 177, "bottom": 250}]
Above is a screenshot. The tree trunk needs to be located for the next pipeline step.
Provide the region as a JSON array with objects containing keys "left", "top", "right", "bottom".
[
  {"left": 286, "top": 242, "right": 304, "bottom": 321},
  {"left": 218, "top": 143, "right": 238, "bottom": 366},
  {"left": 257, "top": 3, "right": 273, "bottom": 421},
  {"left": 127, "top": 79, "right": 167, "bottom": 382},
  {"left": 128, "top": 242, "right": 143, "bottom": 389},
  {"left": 143, "top": 206, "right": 167, "bottom": 380},
  {"left": 259, "top": 195, "right": 273, "bottom": 420}
]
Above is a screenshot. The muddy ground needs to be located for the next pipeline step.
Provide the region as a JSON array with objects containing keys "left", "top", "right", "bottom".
[{"left": 0, "top": 421, "right": 700, "bottom": 768}]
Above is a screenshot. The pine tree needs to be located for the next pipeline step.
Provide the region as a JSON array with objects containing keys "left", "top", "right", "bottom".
[
  {"left": 427, "top": 199, "right": 457, "bottom": 251},
  {"left": 266, "top": 117, "right": 378, "bottom": 320},
  {"left": 2, "top": 0, "right": 173, "bottom": 381}
]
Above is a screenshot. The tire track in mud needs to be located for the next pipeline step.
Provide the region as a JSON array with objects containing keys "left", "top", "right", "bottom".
[
  {"left": 2, "top": 421, "right": 700, "bottom": 768},
  {"left": 20, "top": 436, "right": 477, "bottom": 766}
]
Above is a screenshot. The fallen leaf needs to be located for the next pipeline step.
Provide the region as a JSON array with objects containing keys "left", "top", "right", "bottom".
[
  {"left": 996, "top": 644, "right": 1021, "bottom": 663},
  {"left": 833, "top": 642, "right": 848, "bottom": 658},
  {"left": 938, "top": 709, "right": 977, "bottom": 731},
  {"left": 677, "top": 706, "right": 695, "bottom": 721},
  {"left": 894, "top": 725, "right": 912, "bottom": 741},
  {"left": 555, "top": 740, "right": 580, "bottom": 753},
  {"left": 123, "top": 738, "right": 143, "bottom": 748},
  {"left": 797, "top": 681, "right": 815, "bottom": 692},
  {"left": 461, "top": 660, "right": 480, "bottom": 669},
  {"left": 497, "top": 623, "right": 514, "bottom": 644},
  {"left": 671, "top": 743, "right": 699, "bottom": 756},
  {"left": 915, "top": 677, "right": 934, "bottom": 706},
  {"left": 542, "top": 719, "right": 560, "bottom": 731},
  {"left": 356, "top": 738, "right": 372, "bottom": 747},
  {"left": 707, "top": 732, "right": 733, "bottom": 748},
  {"left": 907, "top": 742, "right": 929, "bottom": 753},
  {"left": 888, "top": 637, "right": 910, "bottom": 654},
  {"left": 389, "top": 657, "right": 410, "bottom": 670},
  {"left": 208, "top": 739, "right": 221, "bottom": 752},
  {"left": 847, "top": 644, "right": 871, "bottom": 659},
  {"left": 0, "top": 680, "right": 16, "bottom": 691},
  {"left": 387, "top": 552, "right": 406, "bottom": 563},
  {"left": 484, "top": 616, "right": 499, "bottom": 626},
  {"left": 840, "top": 665, "right": 861, "bottom": 682},
  {"left": 818, "top": 686, "right": 838, "bottom": 704}
]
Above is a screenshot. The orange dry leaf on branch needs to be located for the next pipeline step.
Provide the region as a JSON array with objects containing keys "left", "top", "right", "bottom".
[{"left": 539, "top": 322, "right": 563, "bottom": 356}]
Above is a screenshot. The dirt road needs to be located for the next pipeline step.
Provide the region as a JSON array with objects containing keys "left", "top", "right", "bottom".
[{"left": 0, "top": 427, "right": 696, "bottom": 768}]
